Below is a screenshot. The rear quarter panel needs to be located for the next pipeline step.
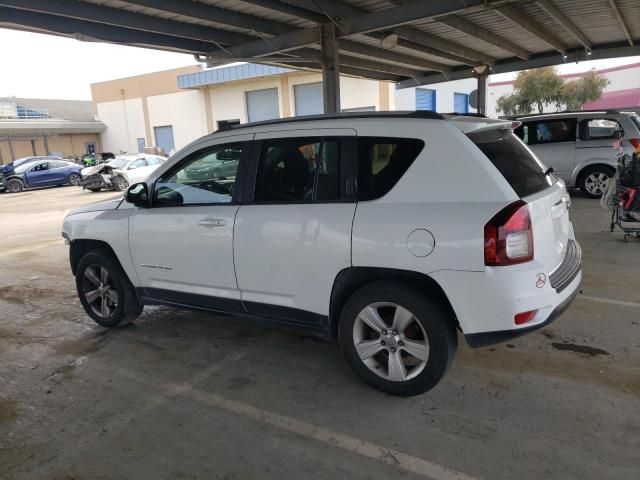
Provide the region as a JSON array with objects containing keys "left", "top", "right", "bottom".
[{"left": 352, "top": 121, "right": 517, "bottom": 274}]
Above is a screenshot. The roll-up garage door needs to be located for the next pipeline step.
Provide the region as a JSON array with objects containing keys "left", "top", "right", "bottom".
[
  {"left": 294, "top": 82, "right": 323, "bottom": 116},
  {"left": 415, "top": 88, "right": 436, "bottom": 111},
  {"left": 246, "top": 88, "right": 279, "bottom": 122}
]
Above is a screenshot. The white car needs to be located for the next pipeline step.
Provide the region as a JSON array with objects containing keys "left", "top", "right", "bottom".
[
  {"left": 80, "top": 154, "right": 167, "bottom": 192},
  {"left": 62, "top": 112, "right": 582, "bottom": 396}
]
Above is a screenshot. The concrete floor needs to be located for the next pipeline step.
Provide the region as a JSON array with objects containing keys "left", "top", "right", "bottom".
[{"left": 1, "top": 186, "right": 639, "bottom": 480}]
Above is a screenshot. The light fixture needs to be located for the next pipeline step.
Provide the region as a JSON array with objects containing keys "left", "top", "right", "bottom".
[
  {"left": 472, "top": 64, "right": 488, "bottom": 75},
  {"left": 380, "top": 33, "right": 398, "bottom": 49}
]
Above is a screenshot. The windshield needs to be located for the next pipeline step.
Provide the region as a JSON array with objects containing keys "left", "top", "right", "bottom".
[
  {"left": 468, "top": 128, "right": 555, "bottom": 197},
  {"left": 14, "top": 162, "right": 38, "bottom": 174},
  {"left": 108, "top": 158, "right": 131, "bottom": 169}
]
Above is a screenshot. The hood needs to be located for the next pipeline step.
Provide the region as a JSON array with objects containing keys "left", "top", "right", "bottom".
[
  {"left": 0, "top": 163, "right": 14, "bottom": 175},
  {"left": 67, "top": 197, "right": 123, "bottom": 215},
  {"left": 81, "top": 164, "right": 112, "bottom": 177}
]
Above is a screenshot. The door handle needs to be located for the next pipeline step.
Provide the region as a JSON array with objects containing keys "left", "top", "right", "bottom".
[{"left": 198, "top": 218, "right": 226, "bottom": 227}]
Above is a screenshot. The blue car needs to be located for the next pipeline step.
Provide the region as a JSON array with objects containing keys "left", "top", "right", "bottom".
[
  {"left": 0, "top": 155, "right": 61, "bottom": 176},
  {"left": 0, "top": 159, "right": 83, "bottom": 193}
]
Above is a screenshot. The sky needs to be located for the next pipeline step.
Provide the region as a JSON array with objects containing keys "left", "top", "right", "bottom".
[{"left": 1, "top": 28, "right": 639, "bottom": 100}]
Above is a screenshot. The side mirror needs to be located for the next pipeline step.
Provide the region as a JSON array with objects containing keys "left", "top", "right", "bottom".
[{"left": 125, "top": 182, "right": 150, "bottom": 207}]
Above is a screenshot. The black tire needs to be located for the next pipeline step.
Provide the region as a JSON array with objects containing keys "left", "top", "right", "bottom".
[
  {"left": 339, "top": 281, "right": 457, "bottom": 396},
  {"left": 578, "top": 165, "right": 615, "bottom": 199},
  {"left": 113, "top": 175, "right": 129, "bottom": 191},
  {"left": 68, "top": 173, "right": 81, "bottom": 186},
  {"left": 6, "top": 179, "right": 24, "bottom": 193},
  {"left": 75, "top": 248, "right": 142, "bottom": 327}
]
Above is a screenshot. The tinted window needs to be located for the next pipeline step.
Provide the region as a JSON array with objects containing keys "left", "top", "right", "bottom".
[
  {"left": 31, "top": 162, "right": 49, "bottom": 172},
  {"left": 357, "top": 137, "right": 424, "bottom": 201},
  {"left": 51, "top": 160, "right": 72, "bottom": 169},
  {"left": 130, "top": 158, "right": 148, "bottom": 169},
  {"left": 469, "top": 129, "right": 554, "bottom": 197},
  {"left": 254, "top": 137, "right": 341, "bottom": 202},
  {"left": 155, "top": 142, "right": 242, "bottom": 206},
  {"left": 146, "top": 156, "right": 165, "bottom": 166},
  {"left": 534, "top": 120, "right": 575, "bottom": 144},
  {"left": 583, "top": 118, "right": 622, "bottom": 139}
]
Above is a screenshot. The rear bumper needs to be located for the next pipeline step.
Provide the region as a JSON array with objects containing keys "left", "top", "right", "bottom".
[
  {"left": 464, "top": 282, "right": 580, "bottom": 347},
  {"left": 430, "top": 239, "right": 582, "bottom": 347}
]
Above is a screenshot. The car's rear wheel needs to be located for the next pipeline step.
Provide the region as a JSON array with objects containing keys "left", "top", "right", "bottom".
[
  {"left": 68, "top": 173, "right": 81, "bottom": 186},
  {"left": 6, "top": 179, "right": 24, "bottom": 193},
  {"left": 75, "top": 249, "right": 142, "bottom": 327},
  {"left": 339, "top": 282, "right": 457, "bottom": 396},
  {"left": 113, "top": 176, "right": 129, "bottom": 191},
  {"left": 579, "top": 165, "right": 615, "bottom": 198}
]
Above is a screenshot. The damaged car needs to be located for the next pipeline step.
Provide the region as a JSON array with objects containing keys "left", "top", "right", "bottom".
[{"left": 80, "top": 154, "right": 166, "bottom": 192}]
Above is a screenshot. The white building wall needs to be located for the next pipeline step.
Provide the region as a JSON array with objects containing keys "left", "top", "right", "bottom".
[
  {"left": 340, "top": 76, "right": 380, "bottom": 111},
  {"left": 96, "top": 98, "right": 146, "bottom": 154},
  {"left": 147, "top": 90, "right": 207, "bottom": 151},
  {"left": 394, "top": 78, "right": 478, "bottom": 113}
]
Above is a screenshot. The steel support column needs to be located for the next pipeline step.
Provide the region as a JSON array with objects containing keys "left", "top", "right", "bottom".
[
  {"left": 320, "top": 23, "right": 340, "bottom": 114},
  {"left": 477, "top": 70, "right": 488, "bottom": 116}
]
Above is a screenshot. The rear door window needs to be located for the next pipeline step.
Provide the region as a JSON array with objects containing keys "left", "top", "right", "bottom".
[
  {"left": 468, "top": 129, "right": 554, "bottom": 197},
  {"left": 532, "top": 119, "right": 576, "bottom": 144},
  {"left": 357, "top": 137, "right": 424, "bottom": 200},
  {"left": 581, "top": 118, "right": 622, "bottom": 140}
]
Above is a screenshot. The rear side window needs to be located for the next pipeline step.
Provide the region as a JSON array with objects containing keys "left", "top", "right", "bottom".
[
  {"left": 581, "top": 118, "right": 622, "bottom": 140},
  {"left": 468, "top": 129, "right": 554, "bottom": 197},
  {"left": 357, "top": 137, "right": 424, "bottom": 200}
]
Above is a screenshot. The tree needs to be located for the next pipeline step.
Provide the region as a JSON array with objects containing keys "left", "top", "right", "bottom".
[
  {"left": 495, "top": 67, "right": 609, "bottom": 115},
  {"left": 561, "top": 69, "right": 610, "bottom": 111}
]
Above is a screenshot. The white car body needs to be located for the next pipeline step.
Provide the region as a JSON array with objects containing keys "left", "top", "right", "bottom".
[
  {"left": 63, "top": 112, "right": 582, "bottom": 392},
  {"left": 81, "top": 154, "right": 167, "bottom": 189}
]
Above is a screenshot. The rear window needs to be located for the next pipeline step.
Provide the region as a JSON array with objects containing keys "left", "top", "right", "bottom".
[
  {"left": 468, "top": 129, "right": 554, "bottom": 197},
  {"left": 631, "top": 115, "right": 640, "bottom": 133},
  {"left": 357, "top": 137, "right": 424, "bottom": 200}
]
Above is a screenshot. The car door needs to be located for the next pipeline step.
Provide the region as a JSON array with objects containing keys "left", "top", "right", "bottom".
[
  {"left": 24, "top": 161, "right": 53, "bottom": 186},
  {"left": 576, "top": 117, "right": 621, "bottom": 166},
  {"left": 233, "top": 129, "right": 357, "bottom": 330},
  {"left": 129, "top": 134, "right": 253, "bottom": 311},
  {"left": 125, "top": 158, "right": 151, "bottom": 184},
  {"left": 49, "top": 160, "right": 74, "bottom": 184},
  {"left": 524, "top": 118, "right": 576, "bottom": 182}
]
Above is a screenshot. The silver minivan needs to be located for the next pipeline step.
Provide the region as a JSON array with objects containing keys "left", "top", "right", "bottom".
[{"left": 515, "top": 110, "right": 640, "bottom": 197}]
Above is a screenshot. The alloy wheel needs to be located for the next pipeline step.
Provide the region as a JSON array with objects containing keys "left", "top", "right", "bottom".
[
  {"left": 82, "top": 264, "right": 118, "bottom": 319},
  {"left": 584, "top": 172, "right": 609, "bottom": 196},
  {"left": 352, "top": 302, "right": 429, "bottom": 382},
  {"left": 8, "top": 180, "right": 22, "bottom": 193},
  {"left": 69, "top": 174, "right": 81, "bottom": 186},
  {"left": 116, "top": 176, "right": 129, "bottom": 191}
]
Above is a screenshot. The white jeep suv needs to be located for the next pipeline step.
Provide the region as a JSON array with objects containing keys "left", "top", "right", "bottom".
[{"left": 63, "top": 112, "right": 582, "bottom": 396}]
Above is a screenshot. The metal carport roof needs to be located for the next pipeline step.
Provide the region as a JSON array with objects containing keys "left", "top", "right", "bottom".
[{"left": 0, "top": 0, "right": 638, "bottom": 90}]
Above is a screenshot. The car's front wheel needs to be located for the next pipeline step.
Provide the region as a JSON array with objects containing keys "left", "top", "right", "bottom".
[
  {"left": 75, "top": 249, "right": 142, "bottom": 327},
  {"left": 339, "top": 282, "right": 457, "bottom": 396},
  {"left": 113, "top": 176, "right": 129, "bottom": 191},
  {"left": 68, "top": 173, "right": 81, "bottom": 186},
  {"left": 6, "top": 179, "right": 24, "bottom": 193}
]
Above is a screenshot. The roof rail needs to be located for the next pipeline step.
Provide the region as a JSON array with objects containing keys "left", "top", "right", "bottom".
[
  {"left": 442, "top": 112, "right": 487, "bottom": 118},
  {"left": 215, "top": 110, "right": 444, "bottom": 132}
]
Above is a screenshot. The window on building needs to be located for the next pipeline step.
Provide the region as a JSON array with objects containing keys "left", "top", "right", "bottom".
[
  {"left": 155, "top": 142, "right": 243, "bottom": 206},
  {"left": 154, "top": 125, "right": 175, "bottom": 154},
  {"left": 357, "top": 137, "right": 425, "bottom": 201},
  {"left": 581, "top": 118, "right": 622, "bottom": 140},
  {"left": 137, "top": 138, "right": 145, "bottom": 153},
  {"left": 453, "top": 93, "right": 469, "bottom": 114},
  {"left": 416, "top": 89, "right": 436, "bottom": 111},
  {"left": 254, "top": 137, "right": 341, "bottom": 202}
]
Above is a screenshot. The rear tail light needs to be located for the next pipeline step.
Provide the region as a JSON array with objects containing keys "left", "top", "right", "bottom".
[
  {"left": 484, "top": 200, "right": 534, "bottom": 266},
  {"left": 515, "top": 310, "right": 537, "bottom": 325},
  {"left": 629, "top": 138, "right": 639, "bottom": 150}
]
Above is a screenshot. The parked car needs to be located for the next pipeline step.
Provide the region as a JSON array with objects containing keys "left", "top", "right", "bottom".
[
  {"left": 184, "top": 145, "right": 241, "bottom": 180},
  {"left": 80, "top": 154, "right": 167, "bottom": 192},
  {"left": 63, "top": 111, "right": 582, "bottom": 396},
  {"left": 0, "top": 155, "right": 62, "bottom": 179},
  {"left": 1, "top": 159, "right": 82, "bottom": 193},
  {"left": 514, "top": 110, "right": 640, "bottom": 198}
]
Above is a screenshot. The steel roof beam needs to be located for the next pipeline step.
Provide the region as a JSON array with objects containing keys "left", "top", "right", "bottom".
[
  {"left": 239, "top": 0, "right": 495, "bottom": 64},
  {"left": 397, "top": 41, "right": 640, "bottom": 88},
  {"left": 607, "top": 0, "right": 634, "bottom": 46},
  {"left": 437, "top": 15, "right": 530, "bottom": 60},
  {"left": 239, "top": 0, "right": 327, "bottom": 24},
  {"left": 535, "top": 0, "right": 591, "bottom": 50},
  {"left": 494, "top": 5, "right": 567, "bottom": 54},
  {"left": 0, "top": 0, "right": 251, "bottom": 45},
  {"left": 0, "top": 7, "right": 218, "bottom": 53}
]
